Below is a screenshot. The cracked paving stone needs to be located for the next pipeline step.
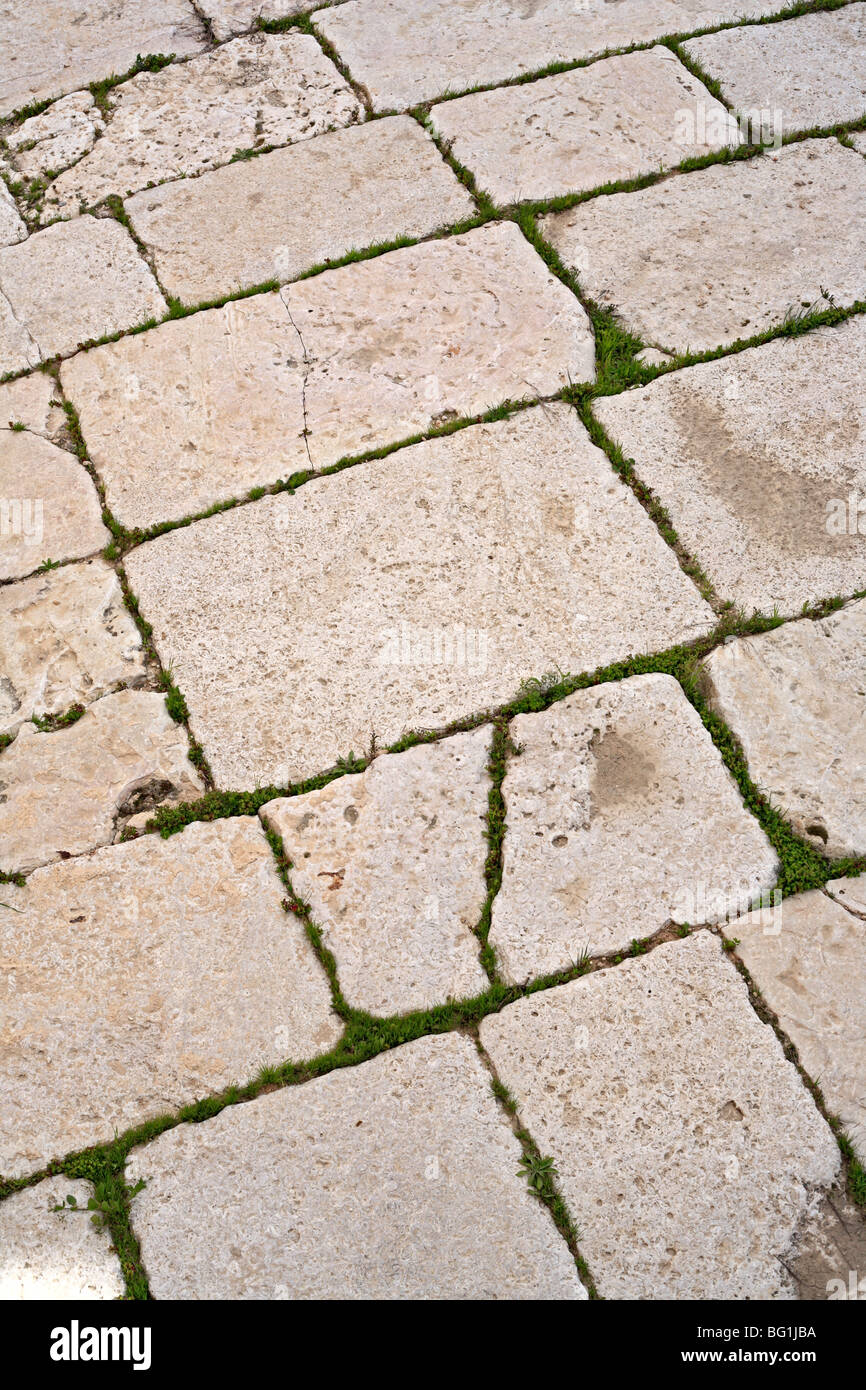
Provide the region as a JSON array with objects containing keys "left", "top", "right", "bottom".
[
  {"left": 733, "top": 886, "right": 866, "bottom": 1157},
  {"left": 315, "top": 0, "right": 785, "bottom": 111},
  {"left": 0, "top": 818, "right": 341, "bottom": 1177},
  {"left": 594, "top": 318, "right": 866, "bottom": 614},
  {"left": 0, "top": 179, "right": 26, "bottom": 248},
  {"left": 827, "top": 874, "right": 866, "bottom": 917},
  {"left": 197, "top": 0, "right": 323, "bottom": 42},
  {"left": 430, "top": 47, "right": 740, "bottom": 207},
  {"left": 123, "top": 115, "right": 475, "bottom": 304},
  {"left": 43, "top": 34, "right": 363, "bottom": 220},
  {"left": 62, "top": 223, "right": 595, "bottom": 528},
  {"left": 541, "top": 139, "right": 866, "bottom": 354},
  {"left": 0, "top": 371, "right": 66, "bottom": 440},
  {"left": 0, "top": 217, "right": 167, "bottom": 373},
  {"left": 0, "top": 430, "right": 109, "bottom": 581},
  {"left": 124, "top": 404, "right": 713, "bottom": 789},
  {"left": 0, "top": 1177, "right": 125, "bottom": 1298},
  {"left": 488, "top": 672, "right": 777, "bottom": 982},
  {"left": 125, "top": 1031, "right": 586, "bottom": 1300},
  {"left": 481, "top": 932, "right": 841, "bottom": 1299},
  {"left": 4, "top": 91, "right": 104, "bottom": 185},
  {"left": 787, "top": 1184, "right": 866, "bottom": 1299},
  {"left": 0, "top": 689, "right": 204, "bottom": 875},
  {"left": 0, "top": 558, "right": 145, "bottom": 737},
  {"left": 701, "top": 600, "right": 866, "bottom": 859},
  {"left": 260, "top": 728, "right": 491, "bottom": 1015}
]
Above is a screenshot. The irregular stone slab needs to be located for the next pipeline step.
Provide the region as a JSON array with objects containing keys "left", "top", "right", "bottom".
[
  {"left": 594, "top": 318, "right": 866, "bottom": 613},
  {"left": 0, "top": 370, "right": 65, "bottom": 439},
  {"left": 0, "top": 1, "right": 206, "bottom": 118},
  {"left": 542, "top": 139, "right": 866, "bottom": 353},
  {"left": 0, "top": 285, "right": 39, "bottom": 376},
  {"left": 261, "top": 729, "right": 491, "bottom": 1014},
  {"left": 0, "top": 431, "right": 108, "bottom": 580},
  {"left": 701, "top": 601, "right": 866, "bottom": 858},
  {"left": 0, "top": 218, "right": 166, "bottom": 371},
  {"left": 126, "top": 1031, "right": 586, "bottom": 1299},
  {"left": 0, "top": 819, "right": 341, "bottom": 1176},
  {"left": 684, "top": 5, "right": 866, "bottom": 134},
  {"left": 0, "top": 1178, "right": 125, "bottom": 1297},
  {"left": 851, "top": 133, "right": 866, "bottom": 158},
  {"left": 489, "top": 672, "right": 777, "bottom": 981},
  {"left": 5, "top": 91, "right": 103, "bottom": 183},
  {"left": 0, "top": 559, "right": 144, "bottom": 736},
  {"left": 199, "top": 0, "right": 321, "bottom": 42},
  {"left": 0, "top": 689, "right": 204, "bottom": 874},
  {"left": 481, "top": 932, "right": 840, "bottom": 1299},
  {"left": 734, "top": 888, "right": 866, "bottom": 1155},
  {"left": 0, "top": 180, "right": 26, "bottom": 246},
  {"left": 430, "top": 47, "right": 739, "bottom": 206},
  {"left": 63, "top": 224, "right": 595, "bottom": 527},
  {"left": 45, "top": 34, "right": 362, "bottom": 219},
  {"left": 788, "top": 1184, "right": 866, "bottom": 1299},
  {"left": 124, "top": 115, "right": 474, "bottom": 303},
  {"left": 316, "top": 0, "right": 784, "bottom": 111},
  {"left": 125, "top": 405, "right": 713, "bottom": 788},
  {"left": 827, "top": 874, "right": 866, "bottom": 916}
]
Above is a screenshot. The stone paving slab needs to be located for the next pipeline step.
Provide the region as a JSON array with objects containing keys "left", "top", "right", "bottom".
[
  {"left": 315, "top": 0, "right": 785, "bottom": 111},
  {"left": 480, "top": 932, "right": 841, "bottom": 1299},
  {"left": 734, "top": 886, "right": 866, "bottom": 1155},
  {"left": 260, "top": 729, "right": 491, "bottom": 1015},
  {"left": 430, "top": 47, "right": 739, "bottom": 206},
  {"left": 0, "top": 431, "right": 108, "bottom": 581},
  {"left": 0, "top": 559, "right": 145, "bottom": 736},
  {"left": 125, "top": 1031, "right": 586, "bottom": 1299},
  {"left": 0, "top": 180, "right": 25, "bottom": 247},
  {"left": 541, "top": 139, "right": 866, "bottom": 353},
  {"left": 593, "top": 318, "right": 866, "bottom": 613},
  {"left": 0, "top": 1178, "right": 124, "bottom": 1298},
  {"left": 788, "top": 1183, "right": 866, "bottom": 1299},
  {"left": 827, "top": 874, "right": 866, "bottom": 916},
  {"left": 489, "top": 673, "right": 777, "bottom": 982},
  {"left": 124, "top": 115, "right": 475, "bottom": 304},
  {"left": 852, "top": 132, "right": 866, "bottom": 157},
  {"left": 125, "top": 404, "right": 713, "bottom": 788},
  {"left": 684, "top": 5, "right": 866, "bottom": 134},
  {"left": 701, "top": 600, "right": 866, "bottom": 859},
  {"left": 0, "top": 371, "right": 65, "bottom": 440},
  {"left": 200, "top": 1, "right": 323, "bottom": 43},
  {"left": 62, "top": 224, "right": 595, "bottom": 528},
  {"left": 0, "top": 818, "right": 341, "bottom": 1178},
  {"left": 2, "top": 92, "right": 103, "bottom": 185}
]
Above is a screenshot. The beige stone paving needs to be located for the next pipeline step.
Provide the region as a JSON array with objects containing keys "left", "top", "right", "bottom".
[
  {"left": 0, "top": 1178, "right": 125, "bottom": 1298},
  {"left": 0, "top": 371, "right": 65, "bottom": 439},
  {"left": 3, "top": 91, "right": 103, "bottom": 185},
  {"left": 0, "top": 431, "right": 108, "bottom": 581},
  {"left": 0, "top": 179, "right": 25, "bottom": 246},
  {"left": 199, "top": 0, "right": 324, "bottom": 43}
]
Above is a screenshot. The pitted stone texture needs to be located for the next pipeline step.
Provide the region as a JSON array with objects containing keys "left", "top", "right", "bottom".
[
  {"left": 124, "top": 405, "right": 713, "bottom": 788},
  {"left": 0, "top": 1178, "right": 124, "bottom": 1298},
  {"left": 684, "top": 6, "right": 866, "bottom": 133},
  {"left": 542, "top": 140, "right": 866, "bottom": 353},
  {"left": 0, "top": 180, "right": 25, "bottom": 246},
  {"left": 594, "top": 319, "right": 866, "bottom": 613},
  {"left": 260, "top": 730, "right": 491, "bottom": 1015},
  {"left": 0, "top": 285, "right": 39, "bottom": 375},
  {"left": 316, "top": 0, "right": 784, "bottom": 111},
  {"left": 0, "top": 559, "right": 144, "bottom": 736},
  {"left": 124, "top": 116, "right": 474, "bottom": 303},
  {"left": 852, "top": 133, "right": 866, "bottom": 158},
  {"left": 199, "top": 0, "right": 322, "bottom": 42},
  {"left": 788, "top": 1185, "right": 866, "bottom": 1299},
  {"left": 0, "top": 218, "right": 166, "bottom": 371},
  {"left": 5, "top": 92, "right": 103, "bottom": 183},
  {"left": 0, "top": 690, "right": 204, "bottom": 875},
  {"left": 45, "top": 34, "right": 362, "bottom": 219},
  {"left": 827, "top": 874, "right": 866, "bottom": 916},
  {"left": 62, "top": 224, "right": 595, "bottom": 528},
  {"left": 126, "top": 1031, "right": 586, "bottom": 1299},
  {"left": 0, "top": 431, "right": 108, "bottom": 580},
  {"left": 0, "top": 371, "right": 65, "bottom": 440},
  {"left": 0, "top": 819, "right": 341, "bottom": 1177},
  {"left": 734, "top": 888, "right": 866, "bottom": 1155},
  {"left": 481, "top": 932, "right": 841, "bottom": 1299},
  {"left": 489, "top": 673, "right": 777, "bottom": 981},
  {"left": 702, "top": 601, "right": 866, "bottom": 858},
  {"left": 430, "top": 48, "right": 739, "bottom": 206},
  {"left": 0, "top": 1, "right": 206, "bottom": 118}
]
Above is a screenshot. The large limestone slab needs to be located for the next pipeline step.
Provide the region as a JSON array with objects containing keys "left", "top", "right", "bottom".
[
  {"left": 0, "top": 430, "right": 108, "bottom": 580},
  {"left": 126, "top": 1031, "right": 586, "bottom": 1299},
  {"left": 541, "top": 140, "right": 866, "bottom": 353},
  {"left": 125, "top": 405, "right": 713, "bottom": 788},
  {"left": 0, "top": 180, "right": 25, "bottom": 247},
  {"left": 684, "top": 6, "right": 866, "bottom": 133},
  {"left": 734, "top": 887, "right": 866, "bottom": 1155},
  {"left": 594, "top": 319, "right": 866, "bottom": 613},
  {"left": 0, "top": 689, "right": 204, "bottom": 874},
  {"left": 199, "top": 1, "right": 322, "bottom": 42},
  {"left": 0, "top": 1178, "right": 124, "bottom": 1298},
  {"left": 63, "top": 224, "right": 595, "bottom": 527},
  {"left": 0, "top": 819, "right": 341, "bottom": 1177},
  {"left": 481, "top": 932, "right": 841, "bottom": 1299},
  {"left": 0, "top": 371, "right": 66, "bottom": 440},
  {"left": 701, "top": 601, "right": 866, "bottom": 858},
  {"left": 489, "top": 673, "right": 777, "bottom": 981},
  {"left": 260, "top": 729, "right": 491, "bottom": 1015},
  {"left": 4, "top": 91, "right": 103, "bottom": 184},
  {"left": 124, "top": 116, "right": 474, "bottom": 303},
  {"left": 430, "top": 47, "right": 739, "bottom": 206},
  {"left": 45, "top": 34, "right": 363, "bottom": 218},
  {"left": 0, "top": 559, "right": 145, "bottom": 736},
  {"left": 0, "top": 1, "right": 206, "bottom": 118},
  {"left": 316, "top": 0, "right": 784, "bottom": 111}
]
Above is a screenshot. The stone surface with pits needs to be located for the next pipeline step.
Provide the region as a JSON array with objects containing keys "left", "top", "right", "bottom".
[
  {"left": 0, "top": 180, "right": 25, "bottom": 246},
  {"left": 4, "top": 91, "right": 103, "bottom": 183},
  {"left": 197, "top": 0, "right": 323, "bottom": 42},
  {"left": 0, "top": 431, "right": 109, "bottom": 580},
  {"left": 0, "top": 372, "right": 66, "bottom": 440},
  {"left": 827, "top": 874, "right": 866, "bottom": 917},
  {"left": 0, "top": 1178, "right": 125, "bottom": 1298}
]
